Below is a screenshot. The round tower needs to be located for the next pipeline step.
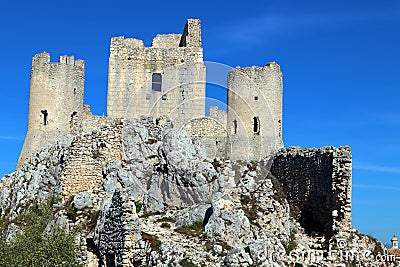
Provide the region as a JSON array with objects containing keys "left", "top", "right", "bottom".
[
  {"left": 19, "top": 52, "right": 85, "bottom": 164},
  {"left": 227, "top": 63, "right": 283, "bottom": 160}
]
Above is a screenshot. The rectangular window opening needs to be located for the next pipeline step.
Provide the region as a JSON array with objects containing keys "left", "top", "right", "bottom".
[{"left": 152, "top": 73, "right": 162, "bottom": 92}]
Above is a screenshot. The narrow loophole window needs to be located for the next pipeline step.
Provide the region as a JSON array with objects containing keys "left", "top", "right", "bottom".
[
  {"left": 41, "top": 110, "right": 48, "bottom": 126},
  {"left": 253, "top": 117, "right": 260, "bottom": 134},
  {"left": 233, "top": 119, "right": 237, "bottom": 134}
]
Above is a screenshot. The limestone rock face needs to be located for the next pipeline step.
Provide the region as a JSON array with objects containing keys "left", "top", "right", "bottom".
[
  {"left": 0, "top": 118, "right": 384, "bottom": 267},
  {"left": 0, "top": 138, "right": 71, "bottom": 219}
]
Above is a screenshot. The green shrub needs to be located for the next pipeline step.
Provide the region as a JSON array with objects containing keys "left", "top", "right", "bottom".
[
  {"left": 284, "top": 232, "right": 297, "bottom": 254},
  {"left": 67, "top": 205, "right": 78, "bottom": 221},
  {"left": 0, "top": 197, "right": 79, "bottom": 266},
  {"left": 135, "top": 201, "right": 142, "bottom": 213}
]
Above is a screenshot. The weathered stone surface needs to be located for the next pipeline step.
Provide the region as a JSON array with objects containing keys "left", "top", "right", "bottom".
[
  {"left": 270, "top": 146, "right": 352, "bottom": 236},
  {"left": 73, "top": 191, "right": 93, "bottom": 210}
]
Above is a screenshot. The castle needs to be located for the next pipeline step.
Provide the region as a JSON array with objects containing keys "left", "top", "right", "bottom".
[
  {"left": 12, "top": 19, "right": 353, "bottom": 245},
  {"left": 19, "top": 19, "right": 283, "bottom": 164}
]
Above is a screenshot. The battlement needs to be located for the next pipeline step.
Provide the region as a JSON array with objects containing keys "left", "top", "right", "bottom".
[
  {"left": 32, "top": 52, "right": 50, "bottom": 65},
  {"left": 109, "top": 19, "right": 202, "bottom": 55},
  {"left": 232, "top": 62, "right": 282, "bottom": 78},
  {"left": 32, "top": 52, "right": 85, "bottom": 69},
  {"left": 110, "top": 36, "right": 144, "bottom": 50}
]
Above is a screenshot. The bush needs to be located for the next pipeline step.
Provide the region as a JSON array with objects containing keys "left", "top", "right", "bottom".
[
  {"left": 160, "top": 222, "right": 171, "bottom": 228},
  {"left": 135, "top": 201, "right": 142, "bottom": 213},
  {"left": 284, "top": 232, "right": 297, "bottom": 254},
  {"left": 0, "top": 197, "right": 79, "bottom": 266}
]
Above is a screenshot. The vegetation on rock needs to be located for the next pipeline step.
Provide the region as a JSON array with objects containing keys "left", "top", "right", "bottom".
[
  {"left": 0, "top": 197, "right": 79, "bottom": 267},
  {"left": 175, "top": 221, "right": 204, "bottom": 237}
]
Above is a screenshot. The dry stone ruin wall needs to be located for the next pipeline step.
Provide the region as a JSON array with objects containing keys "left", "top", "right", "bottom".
[
  {"left": 61, "top": 120, "right": 123, "bottom": 197},
  {"left": 269, "top": 146, "right": 352, "bottom": 236},
  {"left": 185, "top": 117, "right": 228, "bottom": 159},
  {"left": 106, "top": 19, "right": 205, "bottom": 127}
]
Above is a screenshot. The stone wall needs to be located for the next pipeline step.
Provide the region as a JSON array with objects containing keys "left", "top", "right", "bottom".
[
  {"left": 185, "top": 116, "right": 228, "bottom": 158},
  {"left": 61, "top": 120, "right": 123, "bottom": 197},
  {"left": 82, "top": 104, "right": 117, "bottom": 133},
  {"left": 107, "top": 19, "right": 205, "bottom": 127},
  {"left": 227, "top": 63, "right": 283, "bottom": 161},
  {"left": 19, "top": 52, "right": 85, "bottom": 165},
  {"left": 209, "top": 106, "right": 227, "bottom": 126},
  {"left": 269, "top": 146, "right": 352, "bottom": 236}
]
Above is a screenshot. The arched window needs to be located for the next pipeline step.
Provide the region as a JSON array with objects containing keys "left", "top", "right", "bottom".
[
  {"left": 41, "top": 110, "right": 48, "bottom": 126},
  {"left": 233, "top": 119, "right": 237, "bottom": 134},
  {"left": 253, "top": 117, "right": 260, "bottom": 134},
  {"left": 152, "top": 73, "right": 162, "bottom": 92}
]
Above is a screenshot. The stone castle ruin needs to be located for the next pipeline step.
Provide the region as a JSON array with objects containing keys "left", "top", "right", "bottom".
[
  {"left": 17, "top": 19, "right": 352, "bottom": 238},
  {"left": 19, "top": 19, "right": 283, "bottom": 164}
]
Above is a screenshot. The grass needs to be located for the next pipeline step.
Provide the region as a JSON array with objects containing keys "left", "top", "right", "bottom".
[
  {"left": 64, "top": 196, "right": 77, "bottom": 221},
  {"left": 155, "top": 217, "right": 176, "bottom": 223},
  {"left": 141, "top": 231, "right": 161, "bottom": 251},
  {"left": 175, "top": 221, "right": 204, "bottom": 237},
  {"left": 179, "top": 258, "right": 197, "bottom": 267}
]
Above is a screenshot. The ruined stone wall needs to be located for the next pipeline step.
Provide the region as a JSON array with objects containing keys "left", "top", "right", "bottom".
[
  {"left": 61, "top": 120, "right": 123, "bottom": 197},
  {"left": 185, "top": 116, "right": 228, "bottom": 158},
  {"left": 81, "top": 104, "right": 118, "bottom": 133},
  {"left": 209, "top": 106, "right": 227, "bottom": 126},
  {"left": 227, "top": 63, "right": 283, "bottom": 161},
  {"left": 269, "top": 146, "right": 352, "bottom": 236},
  {"left": 19, "top": 52, "right": 85, "bottom": 165},
  {"left": 107, "top": 19, "right": 205, "bottom": 127}
]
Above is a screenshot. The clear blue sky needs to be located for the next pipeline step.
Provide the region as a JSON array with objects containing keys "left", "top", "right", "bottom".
[{"left": 0, "top": 0, "right": 399, "bottom": 244}]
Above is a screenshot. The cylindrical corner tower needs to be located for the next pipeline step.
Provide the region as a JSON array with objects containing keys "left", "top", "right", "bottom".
[
  {"left": 18, "top": 52, "right": 85, "bottom": 164},
  {"left": 227, "top": 63, "right": 283, "bottom": 160}
]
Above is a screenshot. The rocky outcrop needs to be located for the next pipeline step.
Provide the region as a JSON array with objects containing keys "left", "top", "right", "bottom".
[{"left": 0, "top": 118, "right": 387, "bottom": 267}]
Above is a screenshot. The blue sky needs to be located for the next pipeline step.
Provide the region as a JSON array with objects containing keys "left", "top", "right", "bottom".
[{"left": 0, "top": 0, "right": 399, "bottom": 244}]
